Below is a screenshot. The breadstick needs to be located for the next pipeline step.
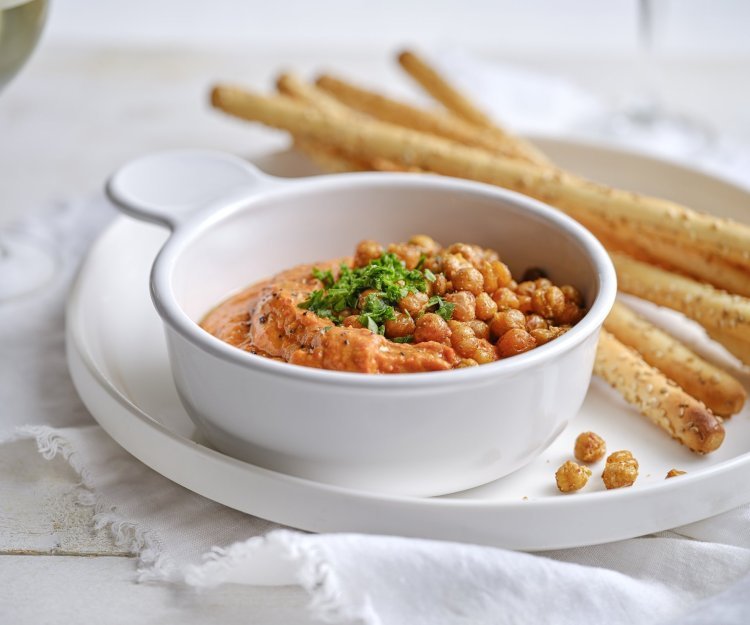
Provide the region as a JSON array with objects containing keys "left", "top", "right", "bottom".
[
  {"left": 706, "top": 327, "right": 750, "bottom": 366},
  {"left": 276, "top": 73, "right": 355, "bottom": 118},
  {"left": 576, "top": 211, "right": 750, "bottom": 297},
  {"left": 604, "top": 301, "right": 746, "bottom": 416},
  {"left": 594, "top": 330, "right": 725, "bottom": 453},
  {"left": 210, "top": 85, "right": 750, "bottom": 265},
  {"left": 611, "top": 252, "right": 750, "bottom": 342},
  {"left": 397, "top": 50, "right": 551, "bottom": 167},
  {"left": 292, "top": 137, "right": 368, "bottom": 173},
  {"left": 277, "top": 73, "right": 410, "bottom": 173},
  {"left": 315, "top": 74, "right": 543, "bottom": 164},
  {"left": 397, "top": 50, "right": 495, "bottom": 127},
  {"left": 621, "top": 233, "right": 750, "bottom": 297}
]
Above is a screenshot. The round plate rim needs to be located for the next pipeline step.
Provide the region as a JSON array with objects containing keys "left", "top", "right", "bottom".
[{"left": 65, "top": 137, "right": 750, "bottom": 550}]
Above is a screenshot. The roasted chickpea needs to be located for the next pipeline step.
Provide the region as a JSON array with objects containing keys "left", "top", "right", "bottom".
[
  {"left": 475, "top": 292, "right": 498, "bottom": 321},
  {"left": 414, "top": 313, "right": 451, "bottom": 343},
  {"left": 452, "top": 266, "right": 484, "bottom": 295},
  {"left": 557, "top": 301, "right": 585, "bottom": 325},
  {"left": 457, "top": 358, "right": 478, "bottom": 368},
  {"left": 534, "top": 278, "right": 552, "bottom": 290},
  {"left": 496, "top": 328, "right": 536, "bottom": 358},
  {"left": 516, "top": 280, "right": 537, "bottom": 296},
  {"left": 408, "top": 234, "right": 440, "bottom": 254},
  {"left": 432, "top": 273, "right": 449, "bottom": 296},
  {"left": 478, "top": 260, "right": 499, "bottom": 294},
  {"left": 517, "top": 295, "right": 534, "bottom": 314},
  {"left": 574, "top": 431, "right": 606, "bottom": 463},
  {"left": 447, "top": 243, "right": 483, "bottom": 267},
  {"left": 529, "top": 328, "right": 558, "bottom": 345},
  {"left": 399, "top": 290, "right": 429, "bottom": 316},
  {"left": 561, "top": 284, "right": 584, "bottom": 306},
  {"left": 525, "top": 314, "right": 548, "bottom": 332},
  {"left": 384, "top": 312, "right": 416, "bottom": 339},
  {"left": 387, "top": 243, "right": 422, "bottom": 269},
  {"left": 492, "top": 288, "right": 520, "bottom": 310},
  {"left": 342, "top": 315, "right": 363, "bottom": 328},
  {"left": 601, "top": 450, "right": 639, "bottom": 489},
  {"left": 483, "top": 248, "right": 501, "bottom": 262},
  {"left": 531, "top": 286, "right": 566, "bottom": 319},
  {"left": 446, "top": 291, "right": 476, "bottom": 321},
  {"left": 442, "top": 253, "right": 469, "bottom": 279},
  {"left": 357, "top": 288, "right": 380, "bottom": 309},
  {"left": 489, "top": 309, "right": 525, "bottom": 340},
  {"left": 424, "top": 256, "right": 442, "bottom": 274},
  {"left": 467, "top": 319, "right": 490, "bottom": 341},
  {"left": 472, "top": 339, "right": 497, "bottom": 364},
  {"left": 491, "top": 261, "right": 513, "bottom": 288},
  {"left": 449, "top": 321, "right": 480, "bottom": 358},
  {"left": 555, "top": 461, "right": 592, "bottom": 493},
  {"left": 354, "top": 240, "right": 383, "bottom": 267}
]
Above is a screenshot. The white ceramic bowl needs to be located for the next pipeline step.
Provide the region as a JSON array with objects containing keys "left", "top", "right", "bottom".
[{"left": 106, "top": 150, "right": 617, "bottom": 496}]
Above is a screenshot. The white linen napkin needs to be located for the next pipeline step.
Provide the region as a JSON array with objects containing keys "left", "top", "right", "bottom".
[{"left": 4, "top": 52, "right": 750, "bottom": 624}]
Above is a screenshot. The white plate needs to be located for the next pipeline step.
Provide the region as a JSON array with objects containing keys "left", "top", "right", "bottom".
[{"left": 66, "top": 138, "right": 750, "bottom": 550}]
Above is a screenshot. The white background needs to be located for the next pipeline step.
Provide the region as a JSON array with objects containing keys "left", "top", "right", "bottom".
[{"left": 45, "top": 0, "right": 750, "bottom": 56}]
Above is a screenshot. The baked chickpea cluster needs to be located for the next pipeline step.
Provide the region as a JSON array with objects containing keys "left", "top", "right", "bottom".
[
  {"left": 352, "top": 235, "right": 586, "bottom": 365},
  {"left": 555, "top": 431, "right": 641, "bottom": 493},
  {"left": 555, "top": 461, "right": 592, "bottom": 493},
  {"left": 601, "top": 451, "right": 639, "bottom": 490},
  {"left": 574, "top": 431, "right": 607, "bottom": 464}
]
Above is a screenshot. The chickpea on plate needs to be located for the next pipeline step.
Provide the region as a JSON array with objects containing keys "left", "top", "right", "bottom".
[{"left": 202, "top": 235, "right": 587, "bottom": 374}]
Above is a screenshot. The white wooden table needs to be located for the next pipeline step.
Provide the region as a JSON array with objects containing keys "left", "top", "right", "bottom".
[{"left": 1, "top": 36, "right": 748, "bottom": 623}]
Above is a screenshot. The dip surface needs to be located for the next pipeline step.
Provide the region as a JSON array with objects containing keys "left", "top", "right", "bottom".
[{"left": 201, "top": 235, "right": 585, "bottom": 374}]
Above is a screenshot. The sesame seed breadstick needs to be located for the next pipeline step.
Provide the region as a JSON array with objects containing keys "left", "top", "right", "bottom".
[
  {"left": 705, "top": 328, "right": 750, "bottom": 366},
  {"left": 611, "top": 252, "right": 750, "bottom": 342},
  {"left": 276, "top": 73, "right": 409, "bottom": 173},
  {"left": 315, "top": 74, "right": 545, "bottom": 164},
  {"left": 620, "top": 233, "right": 750, "bottom": 298},
  {"left": 595, "top": 330, "right": 725, "bottom": 453},
  {"left": 397, "top": 50, "right": 551, "bottom": 167},
  {"left": 574, "top": 212, "right": 750, "bottom": 297},
  {"left": 292, "top": 137, "right": 369, "bottom": 173},
  {"left": 604, "top": 301, "right": 746, "bottom": 416},
  {"left": 211, "top": 85, "right": 750, "bottom": 266},
  {"left": 276, "top": 73, "right": 356, "bottom": 118},
  {"left": 397, "top": 50, "right": 750, "bottom": 268}
]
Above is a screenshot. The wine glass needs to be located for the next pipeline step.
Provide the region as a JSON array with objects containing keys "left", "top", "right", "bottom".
[
  {"left": 606, "top": 0, "right": 713, "bottom": 157},
  {"left": 0, "top": 0, "right": 52, "bottom": 300}
]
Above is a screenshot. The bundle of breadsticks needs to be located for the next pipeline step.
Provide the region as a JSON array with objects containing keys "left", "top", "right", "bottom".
[{"left": 210, "top": 50, "right": 749, "bottom": 454}]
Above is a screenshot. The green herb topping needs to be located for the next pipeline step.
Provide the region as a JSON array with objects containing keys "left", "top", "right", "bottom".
[
  {"left": 299, "top": 253, "right": 430, "bottom": 335},
  {"left": 427, "top": 295, "right": 455, "bottom": 321}
]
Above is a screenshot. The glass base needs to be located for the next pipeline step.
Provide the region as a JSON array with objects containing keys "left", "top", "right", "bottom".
[
  {"left": 0, "top": 230, "right": 58, "bottom": 301},
  {"left": 604, "top": 99, "right": 714, "bottom": 159}
]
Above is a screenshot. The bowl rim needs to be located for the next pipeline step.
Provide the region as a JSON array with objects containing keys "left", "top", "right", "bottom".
[{"left": 150, "top": 171, "right": 617, "bottom": 388}]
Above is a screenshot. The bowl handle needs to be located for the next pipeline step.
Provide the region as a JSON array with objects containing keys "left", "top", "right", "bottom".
[{"left": 105, "top": 149, "right": 280, "bottom": 230}]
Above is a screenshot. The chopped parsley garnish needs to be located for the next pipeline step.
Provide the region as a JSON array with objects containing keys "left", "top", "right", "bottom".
[
  {"left": 427, "top": 295, "right": 455, "bottom": 321},
  {"left": 392, "top": 335, "right": 414, "bottom": 344},
  {"left": 311, "top": 267, "right": 335, "bottom": 288},
  {"left": 358, "top": 293, "right": 395, "bottom": 334},
  {"left": 299, "top": 253, "right": 429, "bottom": 336}
]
